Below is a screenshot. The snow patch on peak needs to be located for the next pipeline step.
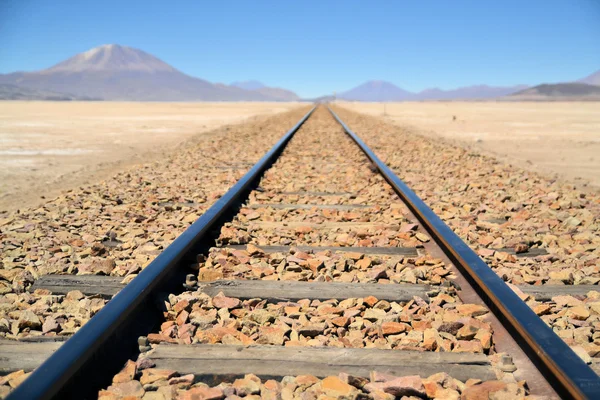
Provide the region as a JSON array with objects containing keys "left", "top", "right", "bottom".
[
  {"left": 81, "top": 45, "right": 106, "bottom": 60},
  {"left": 81, "top": 49, "right": 96, "bottom": 60}
]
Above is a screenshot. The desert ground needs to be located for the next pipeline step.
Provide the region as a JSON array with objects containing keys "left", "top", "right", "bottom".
[
  {"left": 1, "top": 104, "right": 599, "bottom": 398},
  {"left": 337, "top": 101, "right": 600, "bottom": 189},
  {"left": 0, "top": 101, "right": 302, "bottom": 211}
]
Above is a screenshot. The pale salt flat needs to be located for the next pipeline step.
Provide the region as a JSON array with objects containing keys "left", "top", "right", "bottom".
[
  {"left": 337, "top": 101, "right": 600, "bottom": 188},
  {"left": 0, "top": 148, "right": 95, "bottom": 156},
  {"left": 0, "top": 101, "right": 303, "bottom": 211}
]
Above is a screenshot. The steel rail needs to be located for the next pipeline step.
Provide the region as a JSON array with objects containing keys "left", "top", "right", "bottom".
[
  {"left": 327, "top": 106, "right": 600, "bottom": 399},
  {"left": 8, "top": 106, "right": 316, "bottom": 400}
]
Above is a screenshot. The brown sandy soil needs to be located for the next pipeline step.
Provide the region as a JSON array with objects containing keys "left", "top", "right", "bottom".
[
  {"left": 0, "top": 101, "right": 302, "bottom": 212},
  {"left": 336, "top": 101, "right": 600, "bottom": 189}
]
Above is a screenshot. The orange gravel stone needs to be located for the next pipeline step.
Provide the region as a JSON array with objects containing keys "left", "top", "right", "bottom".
[
  {"left": 173, "top": 299, "right": 190, "bottom": 314},
  {"left": 321, "top": 376, "right": 355, "bottom": 396},
  {"left": 139, "top": 369, "right": 177, "bottom": 385},
  {"left": 363, "top": 296, "right": 378, "bottom": 307},
  {"left": 331, "top": 316, "right": 350, "bottom": 327},
  {"left": 461, "top": 381, "right": 508, "bottom": 400},
  {"left": 355, "top": 257, "right": 372, "bottom": 270},
  {"left": 178, "top": 386, "right": 224, "bottom": 400},
  {"left": 344, "top": 252, "right": 364, "bottom": 261},
  {"left": 456, "top": 304, "right": 488, "bottom": 317},
  {"left": 112, "top": 360, "right": 136, "bottom": 384},
  {"left": 381, "top": 322, "right": 408, "bottom": 335},
  {"left": 295, "top": 375, "right": 320, "bottom": 387},
  {"left": 284, "top": 306, "right": 301, "bottom": 314}
]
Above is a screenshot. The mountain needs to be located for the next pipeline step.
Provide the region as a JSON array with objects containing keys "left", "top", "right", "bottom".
[
  {"left": 305, "top": 95, "right": 336, "bottom": 103},
  {"left": 232, "top": 80, "right": 299, "bottom": 101},
  {"left": 231, "top": 80, "right": 266, "bottom": 91},
  {"left": 578, "top": 70, "right": 600, "bottom": 86},
  {"left": 43, "top": 44, "right": 177, "bottom": 74},
  {"left": 509, "top": 83, "right": 600, "bottom": 100},
  {"left": 338, "top": 81, "right": 414, "bottom": 101},
  {"left": 337, "top": 80, "right": 527, "bottom": 101},
  {"left": 254, "top": 87, "right": 299, "bottom": 101},
  {"left": 416, "top": 84, "right": 528, "bottom": 100},
  {"left": 0, "top": 83, "right": 98, "bottom": 101},
  {"left": 0, "top": 44, "right": 286, "bottom": 101}
]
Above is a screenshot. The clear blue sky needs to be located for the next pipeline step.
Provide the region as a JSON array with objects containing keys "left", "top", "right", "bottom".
[{"left": 1, "top": 0, "right": 599, "bottom": 97}]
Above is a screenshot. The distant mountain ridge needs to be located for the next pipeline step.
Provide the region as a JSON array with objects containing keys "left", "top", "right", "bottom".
[
  {"left": 231, "top": 80, "right": 265, "bottom": 91},
  {"left": 508, "top": 83, "right": 600, "bottom": 100},
  {"left": 416, "top": 84, "right": 529, "bottom": 100},
  {"left": 337, "top": 68, "right": 600, "bottom": 102},
  {"left": 0, "top": 45, "right": 298, "bottom": 101},
  {"left": 338, "top": 80, "right": 528, "bottom": 101},
  {"left": 254, "top": 87, "right": 299, "bottom": 101},
  {"left": 232, "top": 80, "right": 299, "bottom": 101},
  {"left": 0, "top": 83, "right": 98, "bottom": 101},
  {"left": 339, "top": 81, "right": 413, "bottom": 101},
  {"left": 2, "top": 44, "right": 597, "bottom": 102},
  {"left": 578, "top": 70, "right": 600, "bottom": 86}
]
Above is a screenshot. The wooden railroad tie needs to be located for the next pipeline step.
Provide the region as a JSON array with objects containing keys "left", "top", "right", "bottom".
[
  {"left": 0, "top": 341, "right": 496, "bottom": 382},
  {"left": 517, "top": 285, "right": 600, "bottom": 301},
  {"left": 274, "top": 191, "right": 355, "bottom": 196},
  {"left": 30, "top": 276, "right": 431, "bottom": 301},
  {"left": 224, "top": 244, "right": 419, "bottom": 256},
  {"left": 245, "top": 203, "right": 375, "bottom": 210},
  {"left": 149, "top": 344, "right": 497, "bottom": 383},
  {"left": 0, "top": 340, "right": 63, "bottom": 375},
  {"left": 30, "top": 274, "right": 599, "bottom": 301},
  {"left": 246, "top": 221, "right": 403, "bottom": 229}
]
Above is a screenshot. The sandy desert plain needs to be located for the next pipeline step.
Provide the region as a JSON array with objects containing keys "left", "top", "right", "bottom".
[
  {"left": 0, "top": 100, "right": 599, "bottom": 212},
  {"left": 0, "top": 101, "right": 302, "bottom": 212},
  {"left": 337, "top": 101, "right": 600, "bottom": 189}
]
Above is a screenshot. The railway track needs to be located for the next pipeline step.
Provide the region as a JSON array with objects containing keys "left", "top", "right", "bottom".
[{"left": 4, "top": 105, "right": 600, "bottom": 399}]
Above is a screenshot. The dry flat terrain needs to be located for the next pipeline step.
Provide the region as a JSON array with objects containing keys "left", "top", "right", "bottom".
[
  {"left": 0, "top": 101, "right": 301, "bottom": 211},
  {"left": 1, "top": 106, "right": 599, "bottom": 398},
  {"left": 337, "top": 101, "right": 600, "bottom": 189}
]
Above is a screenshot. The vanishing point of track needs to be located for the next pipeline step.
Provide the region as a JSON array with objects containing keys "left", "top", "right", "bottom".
[{"left": 7, "top": 105, "right": 600, "bottom": 399}]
